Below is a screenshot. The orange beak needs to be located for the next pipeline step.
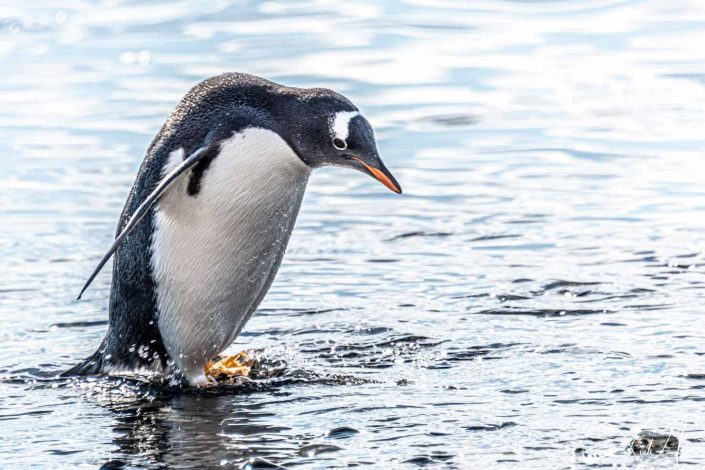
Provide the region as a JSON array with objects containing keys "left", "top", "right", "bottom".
[{"left": 349, "top": 156, "right": 402, "bottom": 194}]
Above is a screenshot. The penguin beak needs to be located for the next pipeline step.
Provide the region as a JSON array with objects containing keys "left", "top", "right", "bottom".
[{"left": 347, "top": 155, "right": 402, "bottom": 194}]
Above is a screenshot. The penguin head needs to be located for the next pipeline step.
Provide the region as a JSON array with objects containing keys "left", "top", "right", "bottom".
[{"left": 286, "top": 89, "right": 402, "bottom": 194}]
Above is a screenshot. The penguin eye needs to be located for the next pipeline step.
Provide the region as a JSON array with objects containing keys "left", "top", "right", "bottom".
[{"left": 332, "top": 137, "right": 347, "bottom": 150}]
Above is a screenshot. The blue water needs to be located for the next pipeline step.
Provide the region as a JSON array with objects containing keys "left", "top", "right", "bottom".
[{"left": 1, "top": 1, "right": 704, "bottom": 468}]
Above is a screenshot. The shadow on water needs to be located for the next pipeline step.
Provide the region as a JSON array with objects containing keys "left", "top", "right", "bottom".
[
  {"left": 96, "top": 391, "right": 360, "bottom": 469},
  {"left": 97, "top": 389, "right": 294, "bottom": 469}
]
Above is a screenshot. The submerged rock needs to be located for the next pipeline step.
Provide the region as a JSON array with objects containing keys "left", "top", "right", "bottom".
[{"left": 628, "top": 431, "right": 679, "bottom": 454}]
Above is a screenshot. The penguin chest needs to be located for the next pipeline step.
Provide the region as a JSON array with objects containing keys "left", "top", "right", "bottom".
[{"left": 150, "top": 128, "right": 310, "bottom": 378}]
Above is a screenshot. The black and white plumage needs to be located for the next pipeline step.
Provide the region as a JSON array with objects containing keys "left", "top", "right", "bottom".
[{"left": 65, "top": 73, "right": 401, "bottom": 386}]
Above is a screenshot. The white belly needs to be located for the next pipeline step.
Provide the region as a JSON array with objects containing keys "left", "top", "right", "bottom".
[{"left": 151, "top": 128, "right": 311, "bottom": 384}]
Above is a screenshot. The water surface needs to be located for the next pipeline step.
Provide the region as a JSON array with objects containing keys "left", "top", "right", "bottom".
[{"left": 1, "top": 0, "right": 705, "bottom": 468}]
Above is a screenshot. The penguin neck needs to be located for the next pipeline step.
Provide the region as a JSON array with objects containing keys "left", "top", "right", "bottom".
[{"left": 150, "top": 127, "right": 311, "bottom": 382}]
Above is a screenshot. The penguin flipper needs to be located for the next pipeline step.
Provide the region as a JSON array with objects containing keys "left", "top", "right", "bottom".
[{"left": 76, "top": 146, "right": 212, "bottom": 300}]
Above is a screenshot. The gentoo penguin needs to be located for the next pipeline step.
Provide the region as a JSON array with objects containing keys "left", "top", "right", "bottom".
[{"left": 66, "top": 73, "right": 401, "bottom": 386}]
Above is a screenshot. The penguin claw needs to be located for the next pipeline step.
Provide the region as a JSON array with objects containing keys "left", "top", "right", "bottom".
[{"left": 205, "top": 351, "right": 253, "bottom": 383}]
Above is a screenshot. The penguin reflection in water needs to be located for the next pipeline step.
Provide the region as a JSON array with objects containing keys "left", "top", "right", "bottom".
[{"left": 65, "top": 73, "right": 401, "bottom": 386}]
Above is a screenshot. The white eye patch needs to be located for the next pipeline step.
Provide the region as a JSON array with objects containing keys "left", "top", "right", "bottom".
[{"left": 330, "top": 111, "right": 360, "bottom": 142}]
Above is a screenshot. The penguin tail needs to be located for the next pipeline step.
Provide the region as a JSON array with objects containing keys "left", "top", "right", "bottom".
[{"left": 61, "top": 348, "right": 107, "bottom": 377}]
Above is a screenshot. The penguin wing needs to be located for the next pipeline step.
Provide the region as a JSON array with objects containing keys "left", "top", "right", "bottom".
[{"left": 77, "top": 145, "right": 212, "bottom": 300}]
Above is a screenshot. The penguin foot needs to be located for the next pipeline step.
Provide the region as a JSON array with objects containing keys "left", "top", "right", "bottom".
[{"left": 205, "top": 351, "right": 253, "bottom": 382}]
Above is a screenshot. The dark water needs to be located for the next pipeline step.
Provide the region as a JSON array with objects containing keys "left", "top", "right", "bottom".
[{"left": 1, "top": 1, "right": 705, "bottom": 468}]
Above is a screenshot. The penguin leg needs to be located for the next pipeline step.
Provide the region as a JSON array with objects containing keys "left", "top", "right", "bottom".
[{"left": 205, "top": 351, "right": 253, "bottom": 382}]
